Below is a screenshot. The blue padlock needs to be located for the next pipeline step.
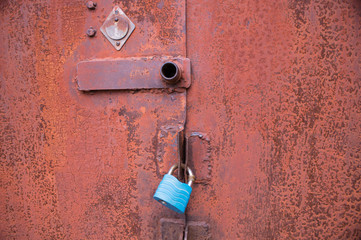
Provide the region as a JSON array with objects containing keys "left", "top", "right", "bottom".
[{"left": 153, "top": 164, "right": 195, "bottom": 214}]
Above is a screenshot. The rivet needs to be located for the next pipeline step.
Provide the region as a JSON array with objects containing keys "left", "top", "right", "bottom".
[
  {"left": 86, "top": 27, "right": 96, "bottom": 37},
  {"left": 116, "top": 42, "right": 120, "bottom": 46},
  {"left": 115, "top": 17, "right": 119, "bottom": 22}
]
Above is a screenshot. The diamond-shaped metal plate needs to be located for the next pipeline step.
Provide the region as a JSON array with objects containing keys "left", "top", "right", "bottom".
[{"left": 100, "top": 6, "right": 135, "bottom": 51}]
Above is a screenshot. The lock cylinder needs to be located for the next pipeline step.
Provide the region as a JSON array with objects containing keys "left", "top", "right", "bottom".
[{"left": 160, "top": 62, "right": 182, "bottom": 84}]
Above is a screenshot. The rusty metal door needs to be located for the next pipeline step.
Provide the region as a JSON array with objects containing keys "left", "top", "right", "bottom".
[{"left": 1, "top": 0, "right": 361, "bottom": 239}]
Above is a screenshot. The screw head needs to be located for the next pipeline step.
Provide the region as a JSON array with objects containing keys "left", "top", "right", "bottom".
[
  {"left": 86, "top": 27, "right": 96, "bottom": 37},
  {"left": 116, "top": 42, "right": 120, "bottom": 46},
  {"left": 86, "top": 1, "right": 97, "bottom": 9}
]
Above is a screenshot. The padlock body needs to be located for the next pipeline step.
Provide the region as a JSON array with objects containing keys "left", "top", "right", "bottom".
[{"left": 153, "top": 174, "right": 192, "bottom": 213}]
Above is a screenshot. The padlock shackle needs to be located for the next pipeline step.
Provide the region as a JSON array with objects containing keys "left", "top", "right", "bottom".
[{"left": 168, "top": 164, "right": 195, "bottom": 187}]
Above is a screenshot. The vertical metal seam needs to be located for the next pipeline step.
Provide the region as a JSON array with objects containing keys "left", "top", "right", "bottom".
[{"left": 184, "top": 0, "right": 190, "bottom": 238}]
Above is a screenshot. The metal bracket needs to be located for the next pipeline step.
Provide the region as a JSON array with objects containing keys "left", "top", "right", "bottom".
[
  {"left": 184, "top": 132, "right": 211, "bottom": 184},
  {"left": 156, "top": 125, "right": 184, "bottom": 178},
  {"left": 100, "top": 6, "right": 135, "bottom": 51},
  {"left": 77, "top": 56, "right": 191, "bottom": 91}
]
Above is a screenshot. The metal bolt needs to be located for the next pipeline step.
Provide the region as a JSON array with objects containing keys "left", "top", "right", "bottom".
[
  {"left": 116, "top": 42, "right": 120, "bottom": 46},
  {"left": 86, "top": 1, "right": 97, "bottom": 9},
  {"left": 86, "top": 27, "right": 96, "bottom": 37}
]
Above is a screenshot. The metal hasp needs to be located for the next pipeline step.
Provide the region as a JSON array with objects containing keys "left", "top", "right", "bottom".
[
  {"left": 77, "top": 57, "right": 191, "bottom": 91},
  {"left": 100, "top": 6, "right": 135, "bottom": 51}
]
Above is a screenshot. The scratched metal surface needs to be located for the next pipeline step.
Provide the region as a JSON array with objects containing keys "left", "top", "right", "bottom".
[
  {"left": 0, "top": 0, "right": 186, "bottom": 239},
  {"left": 186, "top": 0, "right": 361, "bottom": 239}
]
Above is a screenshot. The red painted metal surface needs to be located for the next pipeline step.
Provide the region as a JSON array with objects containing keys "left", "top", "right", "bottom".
[
  {"left": 0, "top": 0, "right": 187, "bottom": 239},
  {"left": 186, "top": 0, "right": 361, "bottom": 239},
  {"left": 1, "top": 0, "right": 361, "bottom": 239}
]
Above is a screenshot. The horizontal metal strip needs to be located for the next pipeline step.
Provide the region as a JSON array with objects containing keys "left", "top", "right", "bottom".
[{"left": 77, "top": 56, "right": 191, "bottom": 91}]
